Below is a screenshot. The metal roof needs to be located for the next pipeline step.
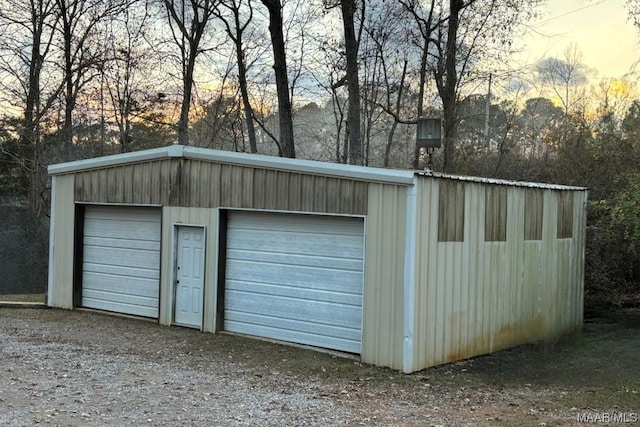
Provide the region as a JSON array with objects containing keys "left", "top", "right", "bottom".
[
  {"left": 418, "top": 171, "right": 588, "bottom": 191},
  {"left": 47, "top": 145, "right": 416, "bottom": 185},
  {"left": 47, "top": 145, "right": 587, "bottom": 191}
]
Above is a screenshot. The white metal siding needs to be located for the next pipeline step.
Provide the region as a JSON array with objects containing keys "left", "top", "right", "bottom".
[
  {"left": 409, "top": 178, "right": 588, "bottom": 372},
  {"left": 361, "top": 184, "right": 407, "bottom": 370},
  {"left": 48, "top": 174, "right": 76, "bottom": 309},
  {"left": 224, "top": 211, "right": 364, "bottom": 353},
  {"left": 82, "top": 206, "right": 161, "bottom": 318}
]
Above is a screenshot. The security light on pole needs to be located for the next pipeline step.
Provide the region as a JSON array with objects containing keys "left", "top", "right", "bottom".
[{"left": 416, "top": 117, "right": 442, "bottom": 172}]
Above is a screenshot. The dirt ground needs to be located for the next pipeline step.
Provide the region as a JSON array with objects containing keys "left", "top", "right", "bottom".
[{"left": 0, "top": 308, "right": 638, "bottom": 426}]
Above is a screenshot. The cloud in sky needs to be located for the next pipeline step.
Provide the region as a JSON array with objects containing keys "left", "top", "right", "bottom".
[{"left": 517, "top": 0, "right": 639, "bottom": 78}]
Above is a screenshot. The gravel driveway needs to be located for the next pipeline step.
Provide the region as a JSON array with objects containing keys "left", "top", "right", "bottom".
[{"left": 1, "top": 308, "right": 638, "bottom": 426}]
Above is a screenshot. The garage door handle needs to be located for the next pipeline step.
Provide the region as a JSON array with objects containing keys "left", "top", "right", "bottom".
[{"left": 175, "top": 280, "right": 180, "bottom": 284}]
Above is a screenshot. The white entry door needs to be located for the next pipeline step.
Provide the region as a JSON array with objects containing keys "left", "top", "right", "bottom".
[{"left": 174, "top": 226, "right": 205, "bottom": 328}]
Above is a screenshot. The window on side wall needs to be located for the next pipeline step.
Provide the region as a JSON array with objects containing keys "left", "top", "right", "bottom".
[
  {"left": 485, "top": 186, "right": 507, "bottom": 242},
  {"left": 525, "top": 189, "right": 544, "bottom": 241},
  {"left": 557, "top": 192, "right": 573, "bottom": 239},
  {"left": 438, "top": 180, "right": 465, "bottom": 242}
]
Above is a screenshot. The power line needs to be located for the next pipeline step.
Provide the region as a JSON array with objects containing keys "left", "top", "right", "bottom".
[{"left": 531, "top": 0, "right": 612, "bottom": 28}]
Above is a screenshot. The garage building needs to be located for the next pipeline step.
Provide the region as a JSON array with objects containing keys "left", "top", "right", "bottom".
[{"left": 47, "top": 145, "right": 587, "bottom": 373}]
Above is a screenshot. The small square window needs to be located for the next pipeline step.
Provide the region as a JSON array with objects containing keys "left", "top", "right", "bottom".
[
  {"left": 485, "top": 186, "right": 507, "bottom": 242},
  {"left": 524, "top": 189, "right": 543, "bottom": 241},
  {"left": 557, "top": 192, "right": 573, "bottom": 239},
  {"left": 438, "top": 180, "right": 465, "bottom": 242}
]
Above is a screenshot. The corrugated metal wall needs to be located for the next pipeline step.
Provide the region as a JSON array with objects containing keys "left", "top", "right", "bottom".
[
  {"left": 55, "top": 158, "right": 370, "bottom": 327},
  {"left": 361, "top": 183, "right": 407, "bottom": 370},
  {"left": 48, "top": 174, "right": 76, "bottom": 309},
  {"left": 409, "top": 177, "right": 587, "bottom": 372},
  {"left": 53, "top": 156, "right": 588, "bottom": 373},
  {"left": 159, "top": 207, "right": 220, "bottom": 333},
  {"left": 74, "top": 159, "right": 368, "bottom": 215}
]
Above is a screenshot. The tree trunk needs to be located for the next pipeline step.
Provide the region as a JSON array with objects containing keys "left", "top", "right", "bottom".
[
  {"left": 412, "top": 36, "right": 429, "bottom": 169},
  {"left": 261, "top": 0, "right": 295, "bottom": 158},
  {"left": 234, "top": 33, "right": 257, "bottom": 153},
  {"left": 178, "top": 48, "right": 196, "bottom": 146},
  {"left": 341, "top": 0, "right": 362, "bottom": 165},
  {"left": 61, "top": 2, "right": 74, "bottom": 154},
  {"left": 385, "top": 60, "right": 407, "bottom": 168},
  {"left": 441, "top": 0, "right": 463, "bottom": 173}
]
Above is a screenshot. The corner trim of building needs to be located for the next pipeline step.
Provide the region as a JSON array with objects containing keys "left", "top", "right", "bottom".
[
  {"left": 402, "top": 176, "right": 419, "bottom": 373},
  {"left": 47, "top": 176, "right": 57, "bottom": 307}
]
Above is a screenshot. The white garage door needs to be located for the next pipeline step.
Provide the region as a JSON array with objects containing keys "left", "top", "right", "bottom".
[
  {"left": 82, "top": 206, "right": 161, "bottom": 318},
  {"left": 224, "top": 211, "right": 364, "bottom": 354}
]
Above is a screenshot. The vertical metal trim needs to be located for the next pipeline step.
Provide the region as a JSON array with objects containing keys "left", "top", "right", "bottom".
[
  {"left": 72, "top": 204, "right": 85, "bottom": 308},
  {"left": 47, "top": 176, "right": 57, "bottom": 307},
  {"left": 359, "top": 215, "right": 367, "bottom": 356},
  {"left": 170, "top": 223, "right": 179, "bottom": 325},
  {"left": 402, "top": 176, "right": 419, "bottom": 372},
  {"left": 216, "top": 210, "right": 228, "bottom": 332},
  {"left": 199, "top": 226, "right": 207, "bottom": 331},
  {"left": 157, "top": 208, "right": 164, "bottom": 324}
]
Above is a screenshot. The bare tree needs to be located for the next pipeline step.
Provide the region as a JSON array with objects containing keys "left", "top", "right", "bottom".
[
  {"left": 260, "top": 0, "right": 295, "bottom": 158},
  {"left": 360, "top": 0, "right": 419, "bottom": 167},
  {"left": 422, "top": 0, "right": 542, "bottom": 172},
  {"left": 399, "top": 0, "right": 438, "bottom": 168},
  {"left": 434, "top": 0, "right": 466, "bottom": 172},
  {"left": 0, "top": 0, "right": 61, "bottom": 213},
  {"left": 55, "top": 0, "right": 128, "bottom": 156},
  {"left": 340, "top": 0, "right": 363, "bottom": 165},
  {"left": 536, "top": 44, "right": 589, "bottom": 116},
  {"left": 164, "top": 0, "right": 217, "bottom": 146},
  {"left": 213, "top": 0, "right": 258, "bottom": 153},
  {"left": 101, "top": 1, "right": 158, "bottom": 152}
]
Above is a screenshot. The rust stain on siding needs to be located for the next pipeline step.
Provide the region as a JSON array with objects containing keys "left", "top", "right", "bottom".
[{"left": 445, "top": 316, "right": 545, "bottom": 363}]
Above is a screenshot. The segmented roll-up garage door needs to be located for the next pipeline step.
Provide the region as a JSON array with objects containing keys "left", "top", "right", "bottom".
[
  {"left": 224, "top": 211, "right": 364, "bottom": 354},
  {"left": 81, "top": 206, "right": 161, "bottom": 318}
]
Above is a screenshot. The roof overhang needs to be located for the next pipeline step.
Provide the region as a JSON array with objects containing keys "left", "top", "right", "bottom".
[
  {"left": 47, "top": 145, "right": 587, "bottom": 191},
  {"left": 417, "top": 171, "right": 588, "bottom": 191},
  {"left": 48, "top": 145, "right": 416, "bottom": 186}
]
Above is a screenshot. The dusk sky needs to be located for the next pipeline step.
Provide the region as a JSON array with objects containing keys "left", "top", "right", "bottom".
[{"left": 517, "top": 0, "right": 638, "bottom": 78}]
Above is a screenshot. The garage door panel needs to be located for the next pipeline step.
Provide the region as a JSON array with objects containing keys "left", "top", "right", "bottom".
[
  {"left": 84, "top": 263, "right": 159, "bottom": 280},
  {"left": 82, "top": 272, "right": 159, "bottom": 297},
  {"left": 224, "top": 212, "right": 364, "bottom": 353},
  {"left": 83, "top": 220, "right": 161, "bottom": 241},
  {"left": 224, "top": 319, "right": 361, "bottom": 354},
  {"left": 226, "top": 290, "right": 361, "bottom": 328},
  {"left": 82, "top": 206, "right": 160, "bottom": 318},
  {"left": 228, "top": 213, "right": 364, "bottom": 236},
  {"left": 84, "top": 236, "right": 160, "bottom": 251},
  {"left": 85, "top": 206, "right": 161, "bottom": 221},
  {"left": 225, "top": 311, "right": 361, "bottom": 342},
  {"left": 227, "top": 230, "right": 363, "bottom": 259},
  {"left": 82, "top": 297, "right": 158, "bottom": 319},
  {"left": 226, "top": 248, "right": 362, "bottom": 271},
  {"left": 226, "top": 279, "right": 362, "bottom": 306},
  {"left": 83, "top": 289, "right": 158, "bottom": 308},
  {"left": 84, "top": 246, "right": 159, "bottom": 270},
  {"left": 226, "top": 261, "right": 363, "bottom": 294}
]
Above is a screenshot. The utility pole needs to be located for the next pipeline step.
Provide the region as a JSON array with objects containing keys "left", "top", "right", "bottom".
[{"left": 484, "top": 73, "right": 492, "bottom": 149}]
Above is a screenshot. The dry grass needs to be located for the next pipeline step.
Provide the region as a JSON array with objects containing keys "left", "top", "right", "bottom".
[
  {"left": 0, "top": 293, "right": 46, "bottom": 303},
  {"left": 0, "top": 304, "right": 638, "bottom": 423}
]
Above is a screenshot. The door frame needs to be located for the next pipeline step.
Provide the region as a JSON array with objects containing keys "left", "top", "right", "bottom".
[{"left": 171, "top": 223, "right": 207, "bottom": 329}]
